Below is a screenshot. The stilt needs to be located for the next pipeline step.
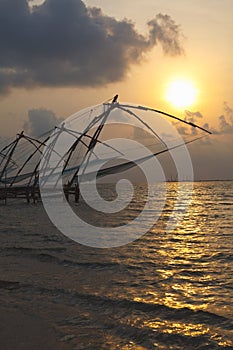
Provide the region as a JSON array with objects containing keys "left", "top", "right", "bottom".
[
  {"left": 75, "top": 184, "right": 80, "bottom": 203},
  {"left": 26, "top": 188, "right": 30, "bottom": 204}
]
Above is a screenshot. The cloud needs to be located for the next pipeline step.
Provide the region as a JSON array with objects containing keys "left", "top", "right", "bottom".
[
  {"left": 176, "top": 110, "right": 204, "bottom": 136},
  {"left": 218, "top": 115, "right": 233, "bottom": 134},
  {"left": 185, "top": 110, "right": 203, "bottom": 120},
  {"left": 0, "top": 0, "right": 184, "bottom": 93},
  {"left": 223, "top": 101, "right": 233, "bottom": 121},
  {"left": 181, "top": 105, "right": 233, "bottom": 180},
  {"left": 217, "top": 102, "right": 233, "bottom": 134},
  {"left": 206, "top": 102, "right": 233, "bottom": 135},
  {"left": 23, "top": 108, "right": 63, "bottom": 136},
  {"left": 179, "top": 106, "right": 233, "bottom": 137},
  {"left": 147, "top": 13, "right": 184, "bottom": 56}
]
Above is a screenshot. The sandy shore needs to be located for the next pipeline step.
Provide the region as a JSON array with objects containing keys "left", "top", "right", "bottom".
[{"left": 0, "top": 305, "right": 70, "bottom": 350}]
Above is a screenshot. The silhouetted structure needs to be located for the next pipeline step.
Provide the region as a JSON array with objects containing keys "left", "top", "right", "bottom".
[{"left": 0, "top": 96, "right": 211, "bottom": 204}]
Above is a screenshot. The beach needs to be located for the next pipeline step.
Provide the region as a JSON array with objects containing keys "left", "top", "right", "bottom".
[{"left": 0, "top": 182, "right": 233, "bottom": 349}]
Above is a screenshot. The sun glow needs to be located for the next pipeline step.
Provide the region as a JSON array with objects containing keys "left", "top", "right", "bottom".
[{"left": 166, "top": 80, "right": 197, "bottom": 108}]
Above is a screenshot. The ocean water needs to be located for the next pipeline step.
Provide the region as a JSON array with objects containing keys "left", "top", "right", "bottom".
[{"left": 0, "top": 181, "right": 233, "bottom": 349}]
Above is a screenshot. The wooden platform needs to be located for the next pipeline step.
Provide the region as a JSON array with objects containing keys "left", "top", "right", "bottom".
[
  {"left": 0, "top": 185, "right": 80, "bottom": 204},
  {"left": 0, "top": 186, "right": 40, "bottom": 204}
]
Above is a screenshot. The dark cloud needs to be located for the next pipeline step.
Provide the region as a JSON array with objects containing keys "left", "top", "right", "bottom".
[
  {"left": 23, "top": 108, "right": 63, "bottom": 136},
  {"left": 0, "top": 0, "right": 184, "bottom": 93},
  {"left": 147, "top": 13, "right": 184, "bottom": 56}
]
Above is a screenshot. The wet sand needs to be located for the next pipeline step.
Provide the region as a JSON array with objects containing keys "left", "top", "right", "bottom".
[{"left": 0, "top": 306, "right": 69, "bottom": 350}]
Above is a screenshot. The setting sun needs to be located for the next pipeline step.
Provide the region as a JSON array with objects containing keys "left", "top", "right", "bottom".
[{"left": 166, "top": 80, "right": 197, "bottom": 108}]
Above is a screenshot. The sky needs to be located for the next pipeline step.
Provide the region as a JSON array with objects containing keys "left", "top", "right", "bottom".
[{"left": 0, "top": 0, "right": 233, "bottom": 180}]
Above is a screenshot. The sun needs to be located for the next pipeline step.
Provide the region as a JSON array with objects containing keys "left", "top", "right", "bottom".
[{"left": 166, "top": 80, "right": 197, "bottom": 108}]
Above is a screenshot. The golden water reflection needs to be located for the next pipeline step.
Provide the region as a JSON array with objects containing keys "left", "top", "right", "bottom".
[
  {"left": 128, "top": 183, "right": 233, "bottom": 347},
  {"left": 144, "top": 319, "right": 210, "bottom": 337}
]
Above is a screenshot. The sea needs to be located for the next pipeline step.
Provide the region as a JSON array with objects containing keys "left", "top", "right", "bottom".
[{"left": 0, "top": 181, "right": 233, "bottom": 349}]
